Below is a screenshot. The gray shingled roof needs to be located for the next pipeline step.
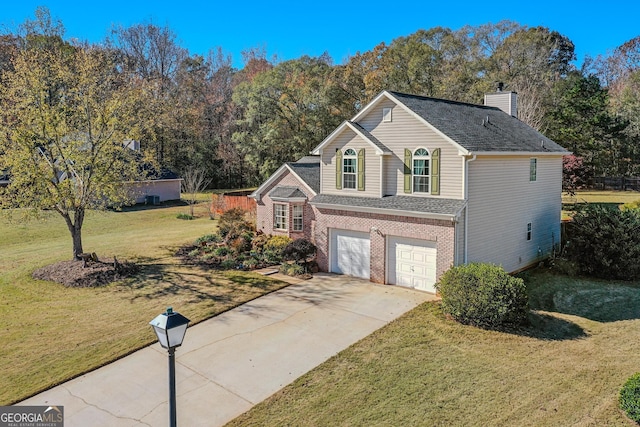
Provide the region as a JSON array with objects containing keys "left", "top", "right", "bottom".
[
  {"left": 389, "top": 91, "right": 567, "bottom": 153},
  {"left": 286, "top": 156, "right": 320, "bottom": 194},
  {"left": 348, "top": 121, "right": 392, "bottom": 154},
  {"left": 311, "top": 194, "right": 466, "bottom": 217},
  {"left": 269, "top": 186, "right": 308, "bottom": 199}
]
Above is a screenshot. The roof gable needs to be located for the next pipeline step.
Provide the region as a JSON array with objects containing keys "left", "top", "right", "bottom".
[
  {"left": 249, "top": 156, "right": 320, "bottom": 201},
  {"left": 311, "top": 121, "right": 392, "bottom": 155}
]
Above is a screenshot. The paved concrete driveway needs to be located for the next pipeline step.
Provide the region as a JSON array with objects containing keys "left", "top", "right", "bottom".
[{"left": 22, "top": 273, "right": 434, "bottom": 426}]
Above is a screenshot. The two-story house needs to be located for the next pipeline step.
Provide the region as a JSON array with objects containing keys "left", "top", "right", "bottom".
[{"left": 250, "top": 89, "right": 567, "bottom": 293}]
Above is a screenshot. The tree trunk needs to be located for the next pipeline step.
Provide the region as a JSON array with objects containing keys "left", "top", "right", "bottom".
[
  {"left": 61, "top": 208, "right": 86, "bottom": 260},
  {"left": 71, "top": 225, "right": 84, "bottom": 260}
]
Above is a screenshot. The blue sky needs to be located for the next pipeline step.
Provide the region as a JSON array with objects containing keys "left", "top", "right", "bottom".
[{"left": 1, "top": 1, "right": 638, "bottom": 68}]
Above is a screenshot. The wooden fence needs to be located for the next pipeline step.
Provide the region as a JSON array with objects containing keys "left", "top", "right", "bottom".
[
  {"left": 211, "top": 191, "right": 256, "bottom": 215},
  {"left": 593, "top": 176, "right": 640, "bottom": 191}
]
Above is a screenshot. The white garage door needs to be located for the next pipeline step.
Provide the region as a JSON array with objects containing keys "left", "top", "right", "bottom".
[
  {"left": 388, "top": 236, "right": 437, "bottom": 293},
  {"left": 330, "top": 229, "right": 370, "bottom": 279}
]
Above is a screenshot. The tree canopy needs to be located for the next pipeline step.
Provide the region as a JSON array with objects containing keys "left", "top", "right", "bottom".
[
  {"left": 0, "top": 34, "right": 147, "bottom": 259},
  {"left": 3, "top": 8, "right": 640, "bottom": 202}
]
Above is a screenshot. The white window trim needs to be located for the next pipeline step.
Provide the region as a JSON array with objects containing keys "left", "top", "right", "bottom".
[
  {"left": 343, "top": 148, "right": 357, "bottom": 190},
  {"left": 274, "top": 203, "right": 288, "bottom": 231},
  {"left": 292, "top": 205, "right": 303, "bottom": 232},
  {"left": 412, "top": 147, "right": 431, "bottom": 193},
  {"left": 527, "top": 222, "right": 532, "bottom": 241}
]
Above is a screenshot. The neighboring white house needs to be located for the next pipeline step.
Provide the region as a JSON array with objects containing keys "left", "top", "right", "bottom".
[
  {"left": 125, "top": 169, "right": 182, "bottom": 204},
  {"left": 250, "top": 89, "right": 568, "bottom": 293},
  {"left": 123, "top": 141, "right": 182, "bottom": 204}
]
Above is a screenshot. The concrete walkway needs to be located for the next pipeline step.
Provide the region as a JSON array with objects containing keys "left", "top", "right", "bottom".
[{"left": 22, "top": 273, "right": 434, "bottom": 426}]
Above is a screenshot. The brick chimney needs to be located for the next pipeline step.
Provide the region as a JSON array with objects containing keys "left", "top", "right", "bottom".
[{"left": 484, "top": 82, "right": 518, "bottom": 117}]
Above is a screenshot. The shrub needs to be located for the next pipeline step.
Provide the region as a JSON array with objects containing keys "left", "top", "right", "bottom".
[
  {"left": 620, "top": 372, "right": 640, "bottom": 422},
  {"left": 621, "top": 200, "right": 640, "bottom": 211},
  {"left": 176, "top": 213, "right": 194, "bottom": 220},
  {"left": 565, "top": 204, "right": 640, "bottom": 280},
  {"left": 251, "top": 233, "right": 269, "bottom": 251},
  {"left": 213, "top": 246, "right": 229, "bottom": 257},
  {"left": 195, "top": 233, "right": 221, "bottom": 245},
  {"left": 264, "top": 235, "right": 292, "bottom": 257},
  {"left": 261, "top": 249, "right": 281, "bottom": 265},
  {"left": 434, "top": 263, "right": 529, "bottom": 328},
  {"left": 201, "top": 252, "right": 217, "bottom": 261},
  {"left": 280, "top": 262, "right": 305, "bottom": 276},
  {"left": 282, "top": 239, "right": 316, "bottom": 263},
  {"left": 282, "top": 239, "right": 317, "bottom": 272},
  {"left": 218, "top": 208, "right": 253, "bottom": 238},
  {"left": 229, "top": 235, "right": 252, "bottom": 254},
  {"left": 243, "top": 257, "right": 260, "bottom": 270},
  {"left": 220, "top": 259, "right": 237, "bottom": 269}
]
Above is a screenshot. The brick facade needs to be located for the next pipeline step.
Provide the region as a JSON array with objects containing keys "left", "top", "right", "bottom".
[
  {"left": 256, "top": 170, "right": 456, "bottom": 287},
  {"left": 255, "top": 171, "right": 316, "bottom": 241},
  {"left": 313, "top": 208, "right": 455, "bottom": 284}
]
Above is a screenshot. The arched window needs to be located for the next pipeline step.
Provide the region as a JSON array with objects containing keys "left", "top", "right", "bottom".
[
  {"left": 413, "top": 148, "right": 430, "bottom": 193},
  {"left": 343, "top": 148, "right": 357, "bottom": 189}
]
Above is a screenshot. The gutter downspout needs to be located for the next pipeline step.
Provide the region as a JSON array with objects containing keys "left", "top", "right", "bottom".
[{"left": 463, "top": 154, "right": 477, "bottom": 264}]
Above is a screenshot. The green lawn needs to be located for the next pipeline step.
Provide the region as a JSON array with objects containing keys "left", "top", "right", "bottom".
[
  {"left": 0, "top": 204, "right": 289, "bottom": 405},
  {"left": 227, "top": 270, "right": 640, "bottom": 426},
  {"left": 562, "top": 190, "right": 640, "bottom": 220},
  {"left": 563, "top": 190, "right": 640, "bottom": 205}
]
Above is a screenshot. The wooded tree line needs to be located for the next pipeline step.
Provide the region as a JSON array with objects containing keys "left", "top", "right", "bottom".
[{"left": 3, "top": 8, "right": 640, "bottom": 189}]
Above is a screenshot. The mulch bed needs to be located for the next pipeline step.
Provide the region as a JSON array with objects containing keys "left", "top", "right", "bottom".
[{"left": 32, "top": 258, "right": 139, "bottom": 288}]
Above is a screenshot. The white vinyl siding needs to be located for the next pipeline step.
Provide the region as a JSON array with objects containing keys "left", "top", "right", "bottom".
[
  {"left": 484, "top": 92, "right": 518, "bottom": 117},
  {"left": 358, "top": 98, "right": 464, "bottom": 198},
  {"left": 321, "top": 129, "right": 381, "bottom": 197},
  {"left": 466, "top": 155, "right": 562, "bottom": 273}
]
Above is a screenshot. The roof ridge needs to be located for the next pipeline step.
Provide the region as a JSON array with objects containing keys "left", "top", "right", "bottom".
[{"left": 388, "top": 91, "right": 502, "bottom": 111}]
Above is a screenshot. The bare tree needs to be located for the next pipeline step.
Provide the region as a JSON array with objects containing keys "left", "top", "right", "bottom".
[{"left": 181, "top": 167, "right": 211, "bottom": 217}]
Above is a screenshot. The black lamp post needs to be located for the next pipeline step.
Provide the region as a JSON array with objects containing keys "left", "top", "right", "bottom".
[{"left": 150, "top": 307, "right": 190, "bottom": 427}]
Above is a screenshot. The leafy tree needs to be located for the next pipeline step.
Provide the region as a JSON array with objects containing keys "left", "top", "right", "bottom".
[
  {"left": 0, "top": 43, "right": 146, "bottom": 259},
  {"left": 485, "top": 25, "right": 576, "bottom": 130},
  {"left": 565, "top": 204, "right": 640, "bottom": 280},
  {"left": 546, "top": 72, "right": 629, "bottom": 175},
  {"left": 562, "top": 155, "right": 591, "bottom": 195},
  {"left": 108, "top": 22, "right": 188, "bottom": 167},
  {"left": 232, "top": 55, "right": 353, "bottom": 183}
]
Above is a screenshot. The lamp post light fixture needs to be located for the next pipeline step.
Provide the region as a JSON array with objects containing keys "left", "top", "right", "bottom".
[{"left": 150, "top": 307, "right": 190, "bottom": 427}]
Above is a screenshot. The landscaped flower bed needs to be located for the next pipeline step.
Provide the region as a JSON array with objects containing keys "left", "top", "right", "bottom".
[{"left": 178, "top": 208, "right": 316, "bottom": 275}]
